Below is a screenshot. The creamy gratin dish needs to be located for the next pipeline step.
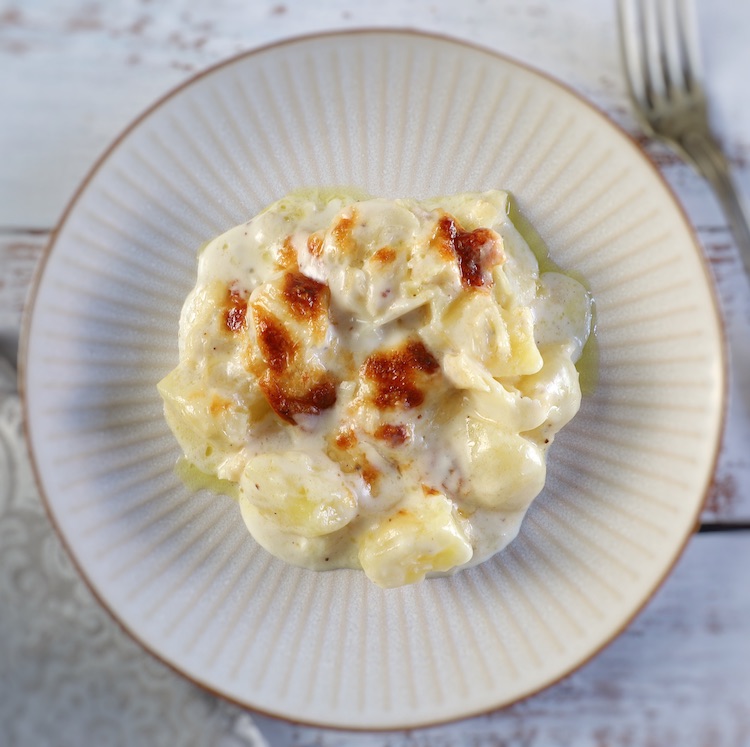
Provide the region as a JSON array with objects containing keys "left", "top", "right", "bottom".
[{"left": 158, "top": 189, "right": 592, "bottom": 588}]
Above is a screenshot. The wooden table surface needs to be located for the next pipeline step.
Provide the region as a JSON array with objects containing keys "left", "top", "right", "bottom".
[{"left": 1, "top": 1, "right": 749, "bottom": 745}]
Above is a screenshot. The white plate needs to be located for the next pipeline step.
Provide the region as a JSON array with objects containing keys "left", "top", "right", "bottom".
[{"left": 22, "top": 30, "right": 724, "bottom": 729}]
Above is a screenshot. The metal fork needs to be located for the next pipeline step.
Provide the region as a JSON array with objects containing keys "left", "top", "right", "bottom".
[{"left": 617, "top": 0, "right": 750, "bottom": 279}]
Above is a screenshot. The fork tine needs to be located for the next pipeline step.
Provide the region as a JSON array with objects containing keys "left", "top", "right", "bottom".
[
  {"left": 617, "top": 0, "right": 648, "bottom": 108},
  {"left": 655, "top": 0, "right": 678, "bottom": 96},
  {"left": 656, "top": 0, "right": 699, "bottom": 100},
  {"left": 618, "top": 0, "right": 668, "bottom": 111},
  {"left": 675, "top": 0, "right": 703, "bottom": 94},
  {"left": 618, "top": 0, "right": 703, "bottom": 114},
  {"left": 640, "top": 0, "right": 669, "bottom": 106}
]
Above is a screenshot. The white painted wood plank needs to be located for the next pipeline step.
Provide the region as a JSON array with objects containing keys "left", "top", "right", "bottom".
[
  {"left": 251, "top": 532, "right": 750, "bottom": 746},
  {"left": 3, "top": 4, "right": 748, "bottom": 508},
  {"left": 1, "top": 2, "right": 749, "bottom": 744},
  {"left": 1, "top": 0, "right": 749, "bottom": 227},
  {"left": 3, "top": 229, "right": 748, "bottom": 522},
  {"left": 0, "top": 233, "right": 40, "bottom": 334},
  {"left": 0, "top": 349, "right": 747, "bottom": 744}
]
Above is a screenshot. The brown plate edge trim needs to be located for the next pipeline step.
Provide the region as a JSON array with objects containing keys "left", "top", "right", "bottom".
[{"left": 17, "top": 26, "right": 729, "bottom": 733}]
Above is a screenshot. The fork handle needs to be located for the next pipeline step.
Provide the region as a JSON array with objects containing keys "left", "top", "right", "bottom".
[{"left": 679, "top": 130, "right": 750, "bottom": 281}]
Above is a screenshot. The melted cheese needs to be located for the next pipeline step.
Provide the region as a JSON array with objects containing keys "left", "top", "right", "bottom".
[{"left": 158, "top": 189, "right": 592, "bottom": 587}]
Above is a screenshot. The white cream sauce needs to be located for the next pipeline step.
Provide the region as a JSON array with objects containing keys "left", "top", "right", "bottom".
[{"left": 159, "top": 189, "right": 592, "bottom": 587}]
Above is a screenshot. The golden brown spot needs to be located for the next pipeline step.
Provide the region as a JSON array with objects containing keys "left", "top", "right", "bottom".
[
  {"left": 361, "top": 461, "right": 380, "bottom": 491},
  {"left": 252, "top": 304, "right": 297, "bottom": 373},
  {"left": 372, "top": 246, "right": 396, "bottom": 264},
  {"left": 331, "top": 213, "right": 356, "bottom": 254},
  {"left": 334, "top": 428, "right": 358, "bottom": 450},
  {"left": 431, "top": 214, "right": 502, "bottom": 288},
  {"left": 431, "top": 215, "right": 458, "bottom": 262},
  {"left": 223, "top": 287, "right": 247, "bottom": 332},
  {"left": 307, "top": 232, "right": 324, "bottom": 258},
  {"left": 250, "top": 277, "right": 336, "bottom": 425},
  {"left": 277, "top": 235, "right": 298, "bottom": 269},
  {"left": 421, "top": 484, "right": 441, "bottom": 496},
  {"left": 363, "top": 339, "right": 440, "bottom": 410},
  {"left": 282, "top": 271, "right": 329, "bottom": 321},
  {"left": 374, "top": 423, "right": 409, "bottom": 446},
  {"left": 259, "top": 373, "right": 337, "bottom": 425},
  {"left": 326, "top": 438, "right": 378, "bottom": 495}
]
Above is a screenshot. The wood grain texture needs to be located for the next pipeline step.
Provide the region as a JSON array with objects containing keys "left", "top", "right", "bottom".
[
  {"left": 253, "top": 532, "right": 750, "bottom": 746},
  {"left": 0, "top": 234, "right": 39, "bottom": 331},
  {"left": 1, "top": 0, "right": 748, "bottom": 224},
  {"left": 1, "top": 1, "right": 749, "bottom": 743},
  {"left": 2, "top": 221, "right": 748, "bottom": 523}
]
